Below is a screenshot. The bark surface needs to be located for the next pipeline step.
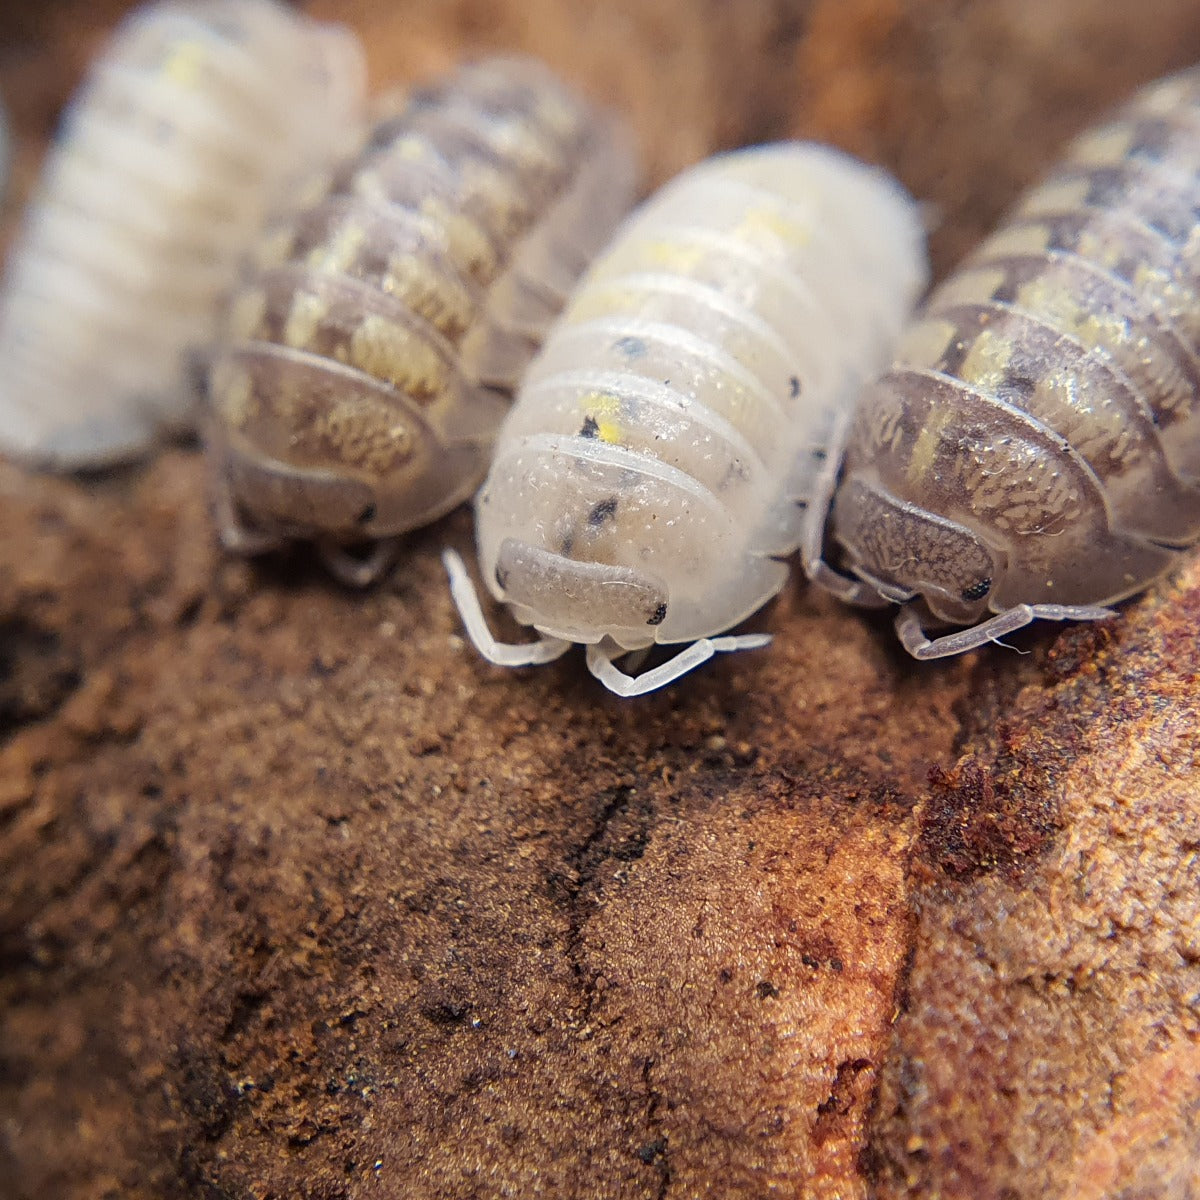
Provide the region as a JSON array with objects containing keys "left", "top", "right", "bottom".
[{"left": 2, "top": 2, "right": 1199, "bottom": 1197}]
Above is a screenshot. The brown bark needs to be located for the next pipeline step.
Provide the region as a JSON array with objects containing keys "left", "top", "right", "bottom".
[{"left": 2, "top": 2, "right": 1199, "bottom": 1197}]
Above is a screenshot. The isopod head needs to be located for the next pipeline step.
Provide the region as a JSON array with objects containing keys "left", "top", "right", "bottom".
[
  {"left": 492, "top": 538, "right": 670, "bottom": 646},
  {"left": 830, "top": 474, "right": 998, "bottom": 626}
]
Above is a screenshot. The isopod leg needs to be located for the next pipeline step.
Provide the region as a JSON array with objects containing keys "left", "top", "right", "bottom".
[
  {"left": 798, "top": 415, "right": 891, "bottom": 610},
  {"left": 318, "top": 538, "right": 400, "bottom": 588},
  {"left": 212, "top": 474, "right": 284, "bottom": 557},
  {"left": 585, "top": 633, "right": 771, "bottom": 698},
  {"left": 895, "top": 602, "right": 1118, "bottom": 660},
  {"left": 804, "top": 555, "right": 894, "bottom": 608},
  {"left": 442, "top": 548, "right": 572, "bottom": 668}
]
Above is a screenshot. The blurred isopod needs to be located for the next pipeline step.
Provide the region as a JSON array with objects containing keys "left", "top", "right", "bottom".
[
  {"left": 0, "top": 0, "right": 367, "bottom": 470},
  {"left": 206, "top": 55, "right": 639, "bottom": 585},
  {"left": 810, "top": 66, "right": 1200, "bottom": 658},
  {"left": 445, "top": 142, "right": 927, "bottom": 695},
  {"left": 0, "top": 94, "right": 9, "bottom": 204}
]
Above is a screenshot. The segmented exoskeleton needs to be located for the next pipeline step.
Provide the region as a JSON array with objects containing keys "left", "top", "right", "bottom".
[
  {"left": 207, "top": 56, "right": 639, "bottom": 586},
  {"left": 0, "top": 0, "right": 366, "bottom": 469},
  {"left": 811, "top": 67, "right": 1200, "bottom": 658},
  {"left": 445, "top": 142, "right": 927, "bottom": 694}
]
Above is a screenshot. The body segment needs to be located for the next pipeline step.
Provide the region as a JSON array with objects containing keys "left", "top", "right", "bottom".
[
  {"left": 448, "top": 142, "right": 927, "bottom": 693},
  {"left": 823, "top": 67, "right": 1200, "bottom": 658},
  {"left": 207, "top": 56, "right": 638, "bottom": 582},
  {"left": 0, "top": 0, "right": 366, "bottom": 469}
]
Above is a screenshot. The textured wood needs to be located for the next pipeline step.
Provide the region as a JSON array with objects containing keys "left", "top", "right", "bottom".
[{"left": 2, "top": 2, "right": 1200, "bottom": 1197}]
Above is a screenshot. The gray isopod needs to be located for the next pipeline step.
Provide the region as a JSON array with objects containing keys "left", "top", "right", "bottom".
[
  {"left": 207, "top": 56, "right": 638, "bottom": 585},
  {"left": 445, "top": 141, "right": 928, "bottom": 694},
  {"left": 809, "top": 66, "right": 1200, "bottom": 658}
]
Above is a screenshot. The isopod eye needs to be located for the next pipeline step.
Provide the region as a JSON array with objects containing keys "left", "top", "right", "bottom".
[
  {"left": 960, "top": 578, "right": 991, "bottom": 602},
  {"left": 357, "top": 503, "right": 377, "bottom": 524}
]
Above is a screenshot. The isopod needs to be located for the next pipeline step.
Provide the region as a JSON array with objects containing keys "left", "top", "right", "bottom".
[
  {"left": 444, "top": 142, "right": 928, "bottom": 695},
  {"left": 809, "top": 66, "right": 1200, "bottom": 658},
  {"left": 0, "top": 0, "right": 367, "bottom": 470},
  {"left": 206, "top": 56, "right": 639, "bottom": 586},
  {"left": 0, "top": 96, "right": 9, "bottom": 204}
]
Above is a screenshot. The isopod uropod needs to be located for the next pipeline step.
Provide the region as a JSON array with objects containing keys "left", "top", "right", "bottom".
[
  {"left": 809, "top": 66, "right": 1200, "bottom": 658},
  {"left": 0, "top": 0, "right": 367, "bottom": 470},
  {"left": 445, "top": 142, "right": 928, "bottom": 695},
  {"left": 206, "top": 56, "right": 639, "bottom": 585}
]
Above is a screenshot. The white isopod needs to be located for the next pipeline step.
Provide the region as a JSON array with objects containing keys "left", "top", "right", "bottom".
[
  {"left": 445, "top": 142, "right": 929, "bottom": 695},
  {"left": 0, "top": 95, "right": 9, "bottom": 204},
  {"left": 0, "top": 0, "right": 367, "bottom": 470}
]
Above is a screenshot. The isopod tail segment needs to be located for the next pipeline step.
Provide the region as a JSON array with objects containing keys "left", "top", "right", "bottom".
[{"left": 442, "top": 548, "right": 770, "bottom": 695}]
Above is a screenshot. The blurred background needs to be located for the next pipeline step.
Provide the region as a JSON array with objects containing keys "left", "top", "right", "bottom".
[{"left": 6, "top": 0, "right": 1200, "bottom": 275}]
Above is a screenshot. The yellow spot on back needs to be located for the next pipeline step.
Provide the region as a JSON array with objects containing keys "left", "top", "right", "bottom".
[
  {"left": 982, "top": 223, "right": 1054, "bottom": 258},
  {"left": 459, "top": 159, "right": 534, "bottom": 238},
  {"left": 284, "top": 292, "right": 327, "bottom": 350},
  {"left": 933, "top": 267, "right": 1006, "bottom": 309},
  {"left": 894, "top": 318, "right": 959, "bottom": 370},
  {"left": 395, "top": 135, "right": 432, "bottom": 162},
  {"left": 1020, "top": 177, "right": 1092, "bottom": 218},
  {"left": 1031, "top": 369, "right": 1141, "bottom": 472},
  {"left": 488, "top": 121, "right": 559, "bottom": 177},
  {"left": 383, "top": 255, "right": 473, "bottom": 339},
  {"left": 349, "top": 315, "right": 446, "bottom": 401},
  {"left": 307, "top": 222, "right": 368, "bottom": 275},
  {"left": 735, "top": 205, "right": 812, "bottom": 250},
  {"left": 638, "top": 238, "right": 709, "bottom": 274},
  {"left": 907, "top": 405, "right": 955, "bottom": 486},
  {"left": 580, "top": 391, "right": 624, "bottom": 444},
  {"left": 227, "top": 288, "right": 268, "bottom": 340},
  {"left": 1014, "top": 275, "right": 1128, "bottom": 351},
  {"left": 211, "top": 363, "right": 256, "bottom": 427},
  {"left": 1070, "top": 122, "right": 1136, "bottom": 167},
  {"left": 422, "top": 198, "right": 498, "bottom": 282},
  {"left": 161, "top": 41, "right": 206, "bottom": 89},
  {"left": 312, "top": 398, "right": 414, "bottom": 475},
  {"left": 959, "top": 327, "right": 1016, "bottom": 392},
  {"left": 353, "top": 169, "right": 386, "bottom": 203}
]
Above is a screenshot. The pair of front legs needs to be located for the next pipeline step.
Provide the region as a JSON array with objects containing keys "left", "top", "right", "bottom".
[
  {"left": 213, "top": 478, "right": 399, "bottom": 588},
  {"left": 805, "top": 524, "right": 1115, "bottom": 658},
  {"left": 442, "top": 549, "right": 769, "bottom": 696},
  {"left": 805, "top": 537, "right": 1114, "bottom": 658}
]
